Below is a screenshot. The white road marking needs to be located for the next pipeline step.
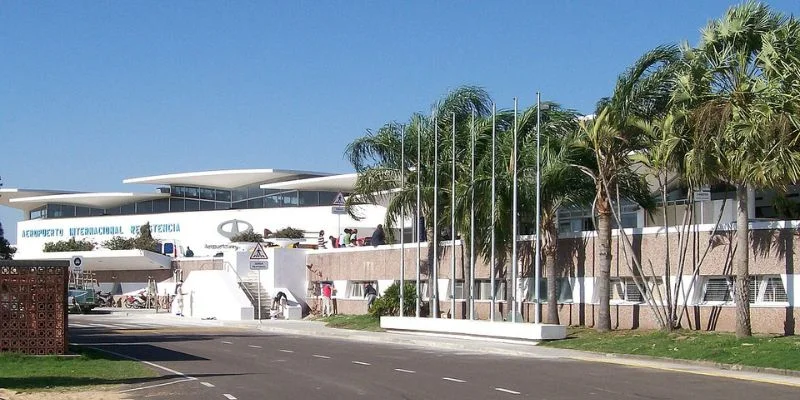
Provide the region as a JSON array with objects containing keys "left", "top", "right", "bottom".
[
  {"left": 248, "top": 345, "right": 262, "bottom": 348},
  {"left": 72, "top": 342, "right": 153, "bottom": 346},
  {"left": 442, "top": 377, "right": 466, "bottom": 383},
  {"left": 279, "top": 349, "right": 294, "bottom": 353},
  {"left": 394, "top": 368, "right": 416, "bottom": 374},
  {"left": 223, "top": 394, "right": 237, "bottom": 400},
  {"left": 76, "top": 345, "right": 198, "bottom": 393},
  {"left": 68, "top": 323, "right": 91, "bottom": 328},
  {"left": 116, "top": 324, "right": 141, "bottom": 328},
  {"left": 495, "top": 388, "right": 521, "bottom": 395},
  {"left": 120, "top": 378, "right": 196, "bottom": 393},
  {"left": 352, "top": 361, "right": 371, "bottom": 366},
  {"left": 89, "top": 323, "right": 118, "bottom": 328},
  {"left": 312, "top": 354, "right": 330, "bottom": 359},
  {"left": 200, "top": 382, "right": 215, "bottom": 387},
  {"left": 221, "top": 341, "right": 233, "bottom": 344}
]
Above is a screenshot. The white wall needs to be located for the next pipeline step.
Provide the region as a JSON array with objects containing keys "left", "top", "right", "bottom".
[
  {"left": 183, "top": 270, "right": 254, "bottom": 320},
  {"left": 16, "top": 205, "right": 388, "bottom": 257},
  {"left": 272, "top": 248, "right": 309, "bottom": 307}
]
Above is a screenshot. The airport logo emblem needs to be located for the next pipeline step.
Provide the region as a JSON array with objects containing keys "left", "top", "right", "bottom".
[{"left": 217, "top": 219, "right": 254, "bottom": 239}]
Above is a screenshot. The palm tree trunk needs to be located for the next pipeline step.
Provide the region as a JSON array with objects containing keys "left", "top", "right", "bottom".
[
  {"left": 734, "top": 184, "right": 752, "bottom": 338},
  {"left": 544, "top": 229, "right": 559, "bottom": 325},
  {"left": 596, "top": 192, "right": 613, "bottom": 332}
]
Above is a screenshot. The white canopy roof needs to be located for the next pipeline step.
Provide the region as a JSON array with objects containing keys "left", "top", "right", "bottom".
[
  {"left": 9, "top": 192, "right": 169, "bottom": 210},
  {"left": 14, "top": 249, "right": 172, "bottom": 271},
  {"left": 0, "top": 188, "right": 80, "bottom": 211},
  {"left": 260, "top": 173, "right": 358, "bottom": 192},
  {"left": 124, "top": 169, "right": 332, "bottom": 189}
]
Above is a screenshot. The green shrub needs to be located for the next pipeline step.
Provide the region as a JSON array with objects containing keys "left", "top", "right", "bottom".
[
  {"left": 43, "top": 238, "right": 95, "bottom": 252},
  {"left": 370, "top": 282, "right": 418, "bottom": 317},
  {"left": 133, "top": 223, "right": 161, "bottom": 252},
  {"left": 230, "top": 230, "right": 264, "bottom": 242},
  {"left": 103, "top": 236, "right": 135, "bottom": 250},
  {"left": 271, "top": 226, "right": 305, "bottom": 239}
]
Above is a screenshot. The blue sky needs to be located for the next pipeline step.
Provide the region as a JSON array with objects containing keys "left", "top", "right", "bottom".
[{"left": 1, "top": 1, "right": 798, "bottom": 242}]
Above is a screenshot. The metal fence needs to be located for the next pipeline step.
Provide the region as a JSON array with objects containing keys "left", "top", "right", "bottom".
[{"left": 0, "top": 260, "right": 69, "bottom": 355}]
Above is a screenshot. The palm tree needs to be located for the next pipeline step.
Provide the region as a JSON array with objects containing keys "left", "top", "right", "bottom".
[
  {"left": 345, "top": 86, "right": 493, "bottom": 316},
  {"left": 674, "top": 2, "right": 799, "bottom": 337},
  {"left": 516, "top": 106, "right": 594, "bottom": 324},
  {"left": 579, "top": 45, "right": 679, "bottom": 332}
]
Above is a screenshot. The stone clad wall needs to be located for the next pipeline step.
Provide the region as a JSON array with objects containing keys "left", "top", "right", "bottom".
[
  {"left": 0, "top": 260, "right": 69, "bottom": 355},
  {"left": 306, "top": 225, "right": 800, "bottom": 334}
]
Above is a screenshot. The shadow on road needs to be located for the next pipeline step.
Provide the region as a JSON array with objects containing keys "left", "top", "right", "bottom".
[{"left": 0, "top": 372, "right": 249, "bottom": 391}]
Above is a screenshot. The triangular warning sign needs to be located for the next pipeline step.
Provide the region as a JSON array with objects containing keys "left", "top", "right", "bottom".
[
  {"left": 249, "top": 243, "right": 269, "bottom": 260},
  {"left": 332, "top": 192, "right": 346, "bottom": 206}
]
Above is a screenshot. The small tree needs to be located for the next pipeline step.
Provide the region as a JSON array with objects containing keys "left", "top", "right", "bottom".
[
  {"left": 133, "top": 222, "right": 160, "bottom": 252},
  {"left": 0, "top": 222, "right": 15, "bottom": 260},
  {"left": 230, "top": 230, "right": 264, "bottom": 242},
  {"left": 271, "top": 226, "right": 305, "bottom": 239},
  {"left": 43, "top": 238, "right": 95, "bottom": 252},
  {"left": 103, "top": 236, "right": 135, "bottom": 250},
  {"left": 370, "top": 282, "right": 417, "bottom": 317}
]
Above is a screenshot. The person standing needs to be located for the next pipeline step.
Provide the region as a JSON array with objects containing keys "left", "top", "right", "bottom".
[
  {"left": 317, "top": 230, "right": 327, "bottom": 249},
  {"left": 350, "top": 229, "right": 359, "bottom": 246},
  {"left": 343, "top": 229, "right": 352, "bottom": 247},
  {"left": 364, "top": 282, "right": 378, "bottom": 311},
  {"left": 173, "top": 280, "right": 185, "bottom": 317},
  {"left": 371, "top": 224, "right": 386, "bottom": 246},
  {"left": 321, "top": 282, "right": 334, "bottom": 317},
  {"left": 329, "top": 235, "right": 338, "bottom": 248}
]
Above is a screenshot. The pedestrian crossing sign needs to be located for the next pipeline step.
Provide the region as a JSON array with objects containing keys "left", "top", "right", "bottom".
[
  {"left": 249, "top": 242, "right": 269, "bottom": 260},
  {"left": 332, "top": 192, "right": 346, "bottom": 206}
]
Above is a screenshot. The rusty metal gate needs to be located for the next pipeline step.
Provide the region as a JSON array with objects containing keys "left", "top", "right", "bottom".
[{"left": 0, "top": 260, "right": 69, "bottom": 355}]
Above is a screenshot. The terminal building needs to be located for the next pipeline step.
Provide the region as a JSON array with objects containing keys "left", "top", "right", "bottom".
[{"left": 1, "top": 168, "right": 799, "bottom": 334}]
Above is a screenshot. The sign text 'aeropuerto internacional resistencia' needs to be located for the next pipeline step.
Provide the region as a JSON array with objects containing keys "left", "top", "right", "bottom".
[{"left": 21, "top": 223, "right": 181, "bottom": 239}]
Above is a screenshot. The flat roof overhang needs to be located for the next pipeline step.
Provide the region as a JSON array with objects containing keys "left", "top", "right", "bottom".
[
  {"left": 123, "top": 169, "right": 334, "bottom": 189},
  {"left": 0, "top": 188, "right": 80, "bottom": 211},
  {"left": 260, "top": 173, "right": 358, "bottom": 192},
  {"left": 14, "top": 249, "right": 172, "bottom": 271},
  {"left": 9, "top": 192, "right": 170, "bottom": 210}
]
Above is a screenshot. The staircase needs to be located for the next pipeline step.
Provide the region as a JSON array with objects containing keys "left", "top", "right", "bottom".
[{"left": 239, "top": 271, "right": 271, "bottom": 320}]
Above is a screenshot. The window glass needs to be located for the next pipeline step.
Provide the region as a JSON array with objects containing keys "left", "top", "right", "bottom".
[
  {"left": 136, "top": 200, "right": 153, "bottom": 214},
  {"left": 247, "top": 185, "right": 264, "bottom": 199},
  {"left": 76, "top": 207, "right": 89, "bottom": 217},
  {"left": 199, "top": 201, "right": 215, "bottom": 211},
  {"left": 282, "top": 191, "right": 298, "bottom": 206},
  {"left": 49, "top": 204, "right": 62, "bottom": 218},
  {"left": 171, "top": 186, "right": 184, "bottom": 197},
  {"left": 265, "top": 194, "right": 281, "bottom": 208},
  {"left": 120, "top": 203, "right": 135, "bottom": 215},
  {"left": 185, "top": 199, "right": 200, "bottom": 211},
  {"left": 184, "top": 187, "right": 199, "bottom": 199},
  {"left": 318, "top": 191, "right": 337, "bottom": 206},
  {"left": 105, "top": 207, "right": 121, "bottom": 216},
  {"left": 60, "top": 205, "right": 76, "bottom": 218},
  {"left": 299, "top": 191, "right": 319, "bottom": 206},
  {"left": 170, "top": 198, "right": 185, "bottom": 212},
  {"left": 215, "top": 202, "right": 231, "bottom": 210},
  {"left": 232, "top": 188, "right": 248, "bottom": 202},
  {"left": 703, "top": 277, "right": 733, "bottom": 302},
  {"left": 200, "top": 188, "right": 216, "bottom": 201},
  {"left": 348, "top": 281, "right": 378, "bottom": 298},
  {"left": 153, "top": 199, "right": 169, "bottom": 213},
  {"left": 763, "top": 276, "right": 788, "bottom": 302},
  {"left": 216, "top": 189, "right": 231, "bottom": 202},
  {"left": 90, "top": 208, "right": 105, "bottom": 216}
]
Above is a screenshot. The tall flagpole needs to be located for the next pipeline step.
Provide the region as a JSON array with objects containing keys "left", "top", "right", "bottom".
[
  {"left": 469, "top": 108, "right": 476, "bottom": 320},
  {"left": 511, "top": 97, "right": 519, "bottom": 323},
  {"left": 534, "top": 92, "right": 543, "bottom": 324},
  {"left": 433, "top": 117, "right": 439, "bottom": 319},
  {"left": 490, "top": 103, "right": 497, "bottom": 322},
  {"left": 400, "top": 124, "right": 406, "bottom": 317},
  {"left": 450, "top": 112, "right": 456, "bottom": 319},
  {"left": 415, "top": 122, "right": 422, "bottom": 318}
]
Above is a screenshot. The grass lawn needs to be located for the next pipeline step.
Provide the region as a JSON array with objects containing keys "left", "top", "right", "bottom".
[
  {"left": 0, "top": 347, "right": 157, "bottom": 391},
  {"left": 320, "top": 314, "right": 382, "bottom": 331},
  {"left": 541, "top": 327, "right": 800, "bottom": 371}
]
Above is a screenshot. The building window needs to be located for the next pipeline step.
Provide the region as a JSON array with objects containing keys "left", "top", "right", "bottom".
[
  {"left": 527, "top": 278, "right": 573, "bottom": 303},
  {"left": 611, "top": 278, "right": 646, "bottom": 303},
  {"left": 702, "top": 277, "right": 733, "bottom": 303},
  {"left": 447, "top": 280, "right": 466, "bottom": 299},
  {"left": 473, "top": 280, "right": 507, "bottom": 301},
  {"left": 348, "top": 281, "right": 378, "bottom": 298},
  {"left": 749, "top": 275, "right": 788, "bottom": 303}
]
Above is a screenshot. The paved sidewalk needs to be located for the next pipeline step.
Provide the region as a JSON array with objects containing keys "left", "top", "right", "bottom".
[{"left": 131, "top": 313, "right": 800, "bottom": 388}]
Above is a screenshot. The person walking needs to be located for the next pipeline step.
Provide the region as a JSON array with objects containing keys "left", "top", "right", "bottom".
[
  {"left": 321, "top": 282, "right": 334, "bottom": 317},
  {"left": 364, "top": 282, "right": 378, "bottom": 311},
  {"left": 371, "top": 224, "right": 386, "bottom": 246}
]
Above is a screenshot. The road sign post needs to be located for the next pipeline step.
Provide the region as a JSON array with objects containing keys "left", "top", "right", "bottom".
[{"left": 249, "top": 243, "right": 269, "bottom": 322}]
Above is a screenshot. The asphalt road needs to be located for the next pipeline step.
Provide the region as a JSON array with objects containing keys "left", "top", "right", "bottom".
[{"left": 69, "top": 315, "right": 800, "bottom": 400}]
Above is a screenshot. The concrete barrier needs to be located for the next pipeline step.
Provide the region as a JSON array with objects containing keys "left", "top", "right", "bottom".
[{"left": 380, "top": 316, "right": 566, "bottom": 341}]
